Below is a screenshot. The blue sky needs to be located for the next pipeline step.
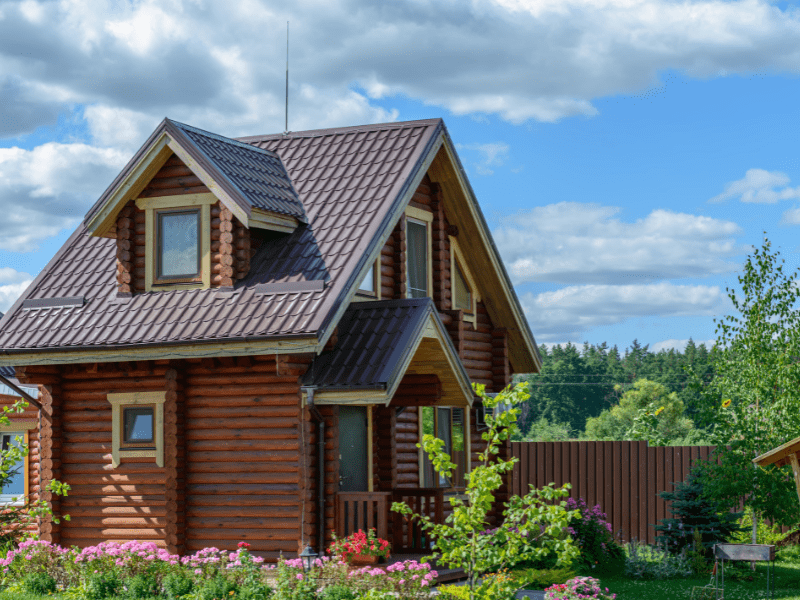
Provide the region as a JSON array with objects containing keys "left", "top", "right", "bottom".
[{"left": 2, "top": 0, "right": 800, "bottom": 354}]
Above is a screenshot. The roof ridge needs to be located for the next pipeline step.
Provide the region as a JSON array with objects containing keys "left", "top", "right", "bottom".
[
  {"left": 167, "top": 119, "right": 282, "bottom": 159},
  {"left": 236, "top": 118, "right": 443, "bottom": 143}
]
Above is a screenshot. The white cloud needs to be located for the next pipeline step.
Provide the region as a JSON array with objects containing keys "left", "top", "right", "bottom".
[
  {"left": 457, "top": 142, "right": 510, "bottom": 175},
  {"left": 0, "top": 280, "right": 32, "bottom": 313},
  {"left": 0, "top": 142, "right": 127, "bottom": 251},
  {"left": 521, "top": 282, "right": 729, "bottom": 342},
  {"left": 710, "top": 168, "right": 800, "bottom": 203},
  {"left": 494, "top": 203, "right": 743, "bottom": 285},
  {"left": 650, "top": 338, "right": 716, "bottom": 352},
  {"left": 0, "top": 267, "right": 32, "bottom": 284}
]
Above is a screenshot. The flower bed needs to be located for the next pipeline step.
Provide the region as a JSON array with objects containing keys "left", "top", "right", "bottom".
[{"left": 0, "top": 538, "right": 437, "bottom": 599}]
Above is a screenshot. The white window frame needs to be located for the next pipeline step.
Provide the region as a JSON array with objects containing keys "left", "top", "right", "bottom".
[
  {"left": 405, "top": 206, "right": 433, "bottom": 299},
  {"left": 0, "top": 421, "right": 36, "bottom": 506},
  {"left": 107, "top": 391, "right": 166, "bottom": 468},
  {"left": 449, "top": 236, "right": 480, "bottom": 326},
  {"left": 354, "top": 259, "right": 380, "bottom": 301}
]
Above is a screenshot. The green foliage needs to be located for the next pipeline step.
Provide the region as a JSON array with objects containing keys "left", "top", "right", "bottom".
[
  {"left": 693, "top": 237, "right": 800, "bottom": 528},
  {"left": 517, "top": 339, "right": 715, "bottom": 436},
  {"left": 564, "top": 498, "right": 625, "bottom": 574},
  {"left": 654, "top": 472, "right": 744, "bottom": 556},
  {"left": 583, "top": 379, "right": 705, "bottom": 445},
  {"left": 392, "top": 382, "right": 580, "bottom": 600},
  {"left": 21, "top": 572, "right": 56, "bottom": 595},
  {"left": 318, "top": 584, "right": 356, "bottom": 600},
  {"left": 122, "top": 573, "right": 159, "bottom": 599},
  {"left": 510, "top": 566, "right": 577, "bottom": 589},
  {"left": 437, "top": 584, "right": 471, "bottom": 600},
  {"left": 198, "top": 576, "right": 238, "bottom": 600},
  {"left": 238, "top": 582, "right": 274, "bottom": 600},
  {"left": 521, "top": 417, "right": 573, "bottom": 442},
  {"left": 624, "top": 541, "right": 692, "bottom": 579},
  {"left": 727, "top": 507, "right": 785, "bottom": 546},
  {"left": 84, "top": 571, "right": 121, "bottom": 600},
  {"left": 162, "top": 571, "right": 193, "bottom": 599}
]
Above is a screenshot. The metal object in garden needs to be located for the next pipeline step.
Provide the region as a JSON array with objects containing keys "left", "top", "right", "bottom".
[
  {"left": 713, "top": 543, "right": 776, "bottom": 600},
  {"left": 515, "top": 591, "right": 545, "bottom": 600},
  {"left": 690, "top": 561, "right": 722, "bottom": 600}
]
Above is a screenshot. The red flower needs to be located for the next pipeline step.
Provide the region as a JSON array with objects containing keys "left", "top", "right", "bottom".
[{"left": 238, "top": 542, "right": 250, "bottom": 548}]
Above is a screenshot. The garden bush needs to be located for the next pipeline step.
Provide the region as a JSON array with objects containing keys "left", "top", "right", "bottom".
[
  {"left": 510, "top": 566, "right": 577, "bottom": 589},
  {"left": 544, "top": 575, "right": 616, "bottom": 599},
  {"left": 565, "top": 497, "right": 624, "bottom": 573},
  {"left": 162, "top": 571, "right": 193, "bottom": 598},
  {"left": 624, "top": 540, "right": 692, "bottom": 579},
  {"left": 727, "top": 507, "right": 785, "bottom": 546},
  {"left": 21, "top": 571, "right": 56, "bottom": 595},
  {"left": 123, "top": 573, "right": 160, "bottom": 599},
  {"left": 85, "top": 570, "right": 121, "bottom": 600},
  {"left": 198, "top": 575, "right": 238, "bottom": 600},
  {"left": 318, "top": 583, "right": 356, "bottom": 600},
  {"left": 654, "top": 472, "right": 743, "bottom": 557}
]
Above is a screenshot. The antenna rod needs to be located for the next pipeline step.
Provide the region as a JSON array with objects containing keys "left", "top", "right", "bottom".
[{"left": 285, "top": 21, "right": 289, "bottom": 134}]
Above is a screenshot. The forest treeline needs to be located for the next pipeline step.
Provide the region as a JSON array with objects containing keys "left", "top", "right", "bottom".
[{"left": 513, "top": 339, "right": 715, "bottom": 441}]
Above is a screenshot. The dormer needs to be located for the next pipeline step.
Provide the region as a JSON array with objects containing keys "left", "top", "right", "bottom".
[{"left": 83, "top": 119, "right": 305, "bottom": 295}]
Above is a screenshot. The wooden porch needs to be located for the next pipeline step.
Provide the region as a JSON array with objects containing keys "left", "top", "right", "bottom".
[{"left": 335, "top": 488, "right": 445, "bottom": 554}]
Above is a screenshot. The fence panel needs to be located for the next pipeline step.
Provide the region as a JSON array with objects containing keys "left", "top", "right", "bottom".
[{"left": 512, "top": 441, "right": 717, "bottom": 545}]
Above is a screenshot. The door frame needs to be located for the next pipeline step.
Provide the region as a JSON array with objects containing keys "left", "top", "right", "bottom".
[{"left": 338, "top": 404, "right": 374, "bottom": 492}]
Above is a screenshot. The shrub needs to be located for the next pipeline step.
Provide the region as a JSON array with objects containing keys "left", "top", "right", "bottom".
[
  {"left": 21, "top": 571, "right": 56, "bottom": 595},
  {"left": 318, "top": 583, "right": 356, "bottom": 600},
  {"left": 510, "top": 566, "right": 577, "bottom": 589},
  {"left": 565, "top": 497, "right": 624, "bottom": 573},
  {"left": 545, "top": 576, "right": 616, "bottom": 600},
  {"left": 239, "top": 582, "right": 274, "bottom": 600},
  {"left": 437, "top": 584, "right": 470, "bottom": 599},
  {"left": 198, "top": 576, "right": 238, "bottom": 600},
  {"left": 727, "top": 507, "right": 785, "bottom": 546},
  {"left": 123, "top": 573, "right": 159, "bottom": 599},
  {"left": 85, "top": 570, "right": 121, "bottom": 600},
  {"left": 654, "top": 472, "right": 743, "bottom": 557},
  {"left": 624, "top": 540, "right": 691, "bottom": 579},
  {"left": 163, "top": 571, "right": 194, "bottom": 598}
]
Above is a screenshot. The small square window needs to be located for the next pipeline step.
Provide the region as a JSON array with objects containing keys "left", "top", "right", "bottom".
[
  {"left": 453, "top": 261, "right": 472, "bottom": 313},
  {"left": 156, "top": 209, "right": 200, "bottom": 281},
  {"left": 122, "top": 406, "right": 155, "bottom": 447},
  {"left": 0, "top": 433, "right": 25, "bottom": 503}
]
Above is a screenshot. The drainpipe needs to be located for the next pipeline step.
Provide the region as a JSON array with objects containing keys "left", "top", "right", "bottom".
[{"left": 302, "top": 386, "right": 325, "bottom": 555}]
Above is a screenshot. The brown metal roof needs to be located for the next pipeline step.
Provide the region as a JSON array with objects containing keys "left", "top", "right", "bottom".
[
  {"left": 303, "top": 298, "right": 435, "bottom": 390},
  {"left": 0, "top": 119, "right": 443, "bottom": 355}
]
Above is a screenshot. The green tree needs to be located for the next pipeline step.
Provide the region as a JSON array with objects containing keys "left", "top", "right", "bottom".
[
  {"left": 693, "top": 237, "right": 800, "bottom": 528},
  {"left": 392, "top": 383, "right": 579, "bottom": 600},
  {"left": 520, "top": 416, "right": 573, "bottom": 442},
  {"left": 583, "top": 379, "right": 704, "bottom": 445}
]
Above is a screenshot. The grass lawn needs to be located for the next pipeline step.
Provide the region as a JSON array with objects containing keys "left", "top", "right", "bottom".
[{"left": 598, "top": 560, "right": 800, "bottom": 599}]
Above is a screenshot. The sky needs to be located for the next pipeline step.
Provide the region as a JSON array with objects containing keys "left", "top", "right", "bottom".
[{"left": 2, "top": 0, "right": 800, "bottom": 354}]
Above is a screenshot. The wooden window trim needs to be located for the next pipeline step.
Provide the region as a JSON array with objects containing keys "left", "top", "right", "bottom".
[
  {"left": 137, "top": 193, "right": 214, "bottom": 292},
  {"left": 405, "top": 206, "right": 433, "bottom": 300},
  {"left": 0, "top": 429, "right": 29, "bottom": 505},
  {"left": 107, "top": 391, "right": 166, "bottom": 468},
  {"left": 450, "top": 236, "right": 480, "bottom": 326}
]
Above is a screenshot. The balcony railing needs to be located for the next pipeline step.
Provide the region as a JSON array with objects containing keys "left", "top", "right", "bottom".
[{"left": 335, "top": 492, "right": 391, "bottom": 542}]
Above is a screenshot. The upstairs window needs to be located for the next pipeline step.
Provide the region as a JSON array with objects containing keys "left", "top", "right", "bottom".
[
  {"left": 156, "top": 209, "right": 201, "bottom": 282},
  {"left": 405, "top": 207, "right": 433, "bottom": 299},
  {"left": 450, "top": 237, "right": 479, "bottom": 326},
  {"left": 356, "top": 260, "right": 378, "bottom": 299},
  {"left": 453, "top": 262, "right": 472, "bottom": 313}
]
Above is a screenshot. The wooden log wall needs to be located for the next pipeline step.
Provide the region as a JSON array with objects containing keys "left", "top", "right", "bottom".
[
  {"left": 392, "top": 216, "right": 407, "bottom": 299},
  {"left": 140, "top": 155, "right": 210, "bottom": 199},
  {"left": 380, "top": 231, "right": 396, "bottom": 300},
  {"left": 184, "top": 354, "right": 311, "bottom": 561},
  {"left": 395, "top": 407, "right": 420, "bottom": 489},
  {"left": 163, "top": 369, "right": 185, "bottom": 554},
  {"left": 374, "top": 406, "right": 397, "bottom": 493},
  {"left": 319, "top": 406, "right": 339, "bottom": 550},
  {"left": 210, "top": 203, "right": 236, "bottom": 288}
]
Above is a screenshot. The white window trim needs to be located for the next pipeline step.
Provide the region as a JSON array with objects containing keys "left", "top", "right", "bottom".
[
  {"left": 405, "top": 206, "right": 433, "bottom": 299},
  {"left": 449, "top": 236, "right": 480, "bottom": 325},
  {"left": 107, "top": 391, "right": 166, "bottom": 468},
  {"left": 136, "top": 193, "right": 215, "bottom": 292},
  {"left": 0, "top": 424, "right": 34, "bottom": 506}
]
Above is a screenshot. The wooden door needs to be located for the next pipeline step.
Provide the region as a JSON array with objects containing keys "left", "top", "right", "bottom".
[{"left": 338, "top": 406, "right": 368, "bottom": 492}]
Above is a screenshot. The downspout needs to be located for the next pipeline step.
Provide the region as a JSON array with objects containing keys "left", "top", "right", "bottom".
[{"left": 303, "top": 386, "right": 325, "bottom": 555}]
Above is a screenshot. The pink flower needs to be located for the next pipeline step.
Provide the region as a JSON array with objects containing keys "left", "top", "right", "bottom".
[{"left": 296, "top": 573, "right": 304, "bottom": 580}]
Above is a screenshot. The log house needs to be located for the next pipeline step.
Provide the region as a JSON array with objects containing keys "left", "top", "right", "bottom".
[{"left": 0, "top": 119, "right": 542, "bottom": 559}]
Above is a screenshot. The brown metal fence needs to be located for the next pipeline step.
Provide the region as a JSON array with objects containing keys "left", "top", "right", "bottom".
[{"left": 511, "top": 441, "right": 716, "bottom": 545}]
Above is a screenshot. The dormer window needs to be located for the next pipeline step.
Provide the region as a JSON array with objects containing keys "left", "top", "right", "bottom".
[
  {"left": 450, "top": 236, "right": 479, "bottom": 326},
  {"left": 356, "top": 260, "right": 379, "bottom": 299},
  {"left": 156, "top": 208, "right": 201, "bottom": 282}
]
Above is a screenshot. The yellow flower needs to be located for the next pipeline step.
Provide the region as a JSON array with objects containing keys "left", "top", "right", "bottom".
[
  {"left": 722, "top": 399, "right": 732, "bottom": 408},
  {"left": 654, "top": 406, "right": 665, "bottom": 416}
]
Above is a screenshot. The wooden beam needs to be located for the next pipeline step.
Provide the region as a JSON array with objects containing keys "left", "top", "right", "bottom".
[
  {"left": 753, "top": 435, "right": 800, "bottom": 468},
  {"left": 789, "top": 453, "right": 800, "bottom": 505}
]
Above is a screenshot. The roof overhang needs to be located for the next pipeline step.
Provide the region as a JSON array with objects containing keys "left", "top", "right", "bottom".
[
  {"left": 753, "top": 435, "right": 800, "bottom": 503},
  {"left": 84, "top": 119, "right": 301, "bottom": 239},
  {"left": 308, "top": 309, "right": 474, "bottom": 407}
]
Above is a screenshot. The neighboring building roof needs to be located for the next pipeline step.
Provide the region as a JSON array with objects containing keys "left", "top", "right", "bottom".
[
  {"left": 0, "top": 119, "right": 443, "bottom": 356},
  {"left": 169, "top": 120, "right": 306, "bottom": 221},
  {"left": 0, "top": 366, "right": 13, "bottom": 379}
]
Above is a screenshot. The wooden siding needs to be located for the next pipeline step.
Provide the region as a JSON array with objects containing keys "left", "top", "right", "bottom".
[
  {"left": 140, "top": 154, "right": 211, "bottom": 199},
  {"left": 396, "top": 407, "right": 420, "bottom": 488},
  {"left": 512, "top": 441, "right": 716, "bottom": 544}
]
